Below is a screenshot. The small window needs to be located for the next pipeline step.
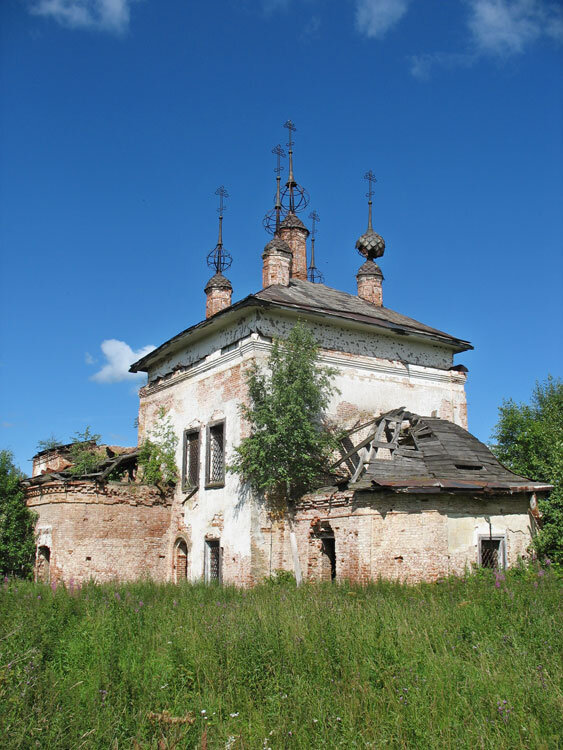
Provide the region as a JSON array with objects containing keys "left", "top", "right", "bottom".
[
  {"left": 182, "top": 429, "right": 200, "bottom": 490},
  {"left": 479, "top": 536, "right": 505, "bottom": 569},
  {"left": 205, "top": 539, "right": 222, "bottom": 583},
  {"left": 206, "top": 421, "right": 225, "bottom": 487}
]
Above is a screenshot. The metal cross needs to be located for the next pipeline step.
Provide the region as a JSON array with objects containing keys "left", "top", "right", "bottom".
[
  {"left": 309, "top": 210, "right": 320, "bottom": 239},
  {"left": 284, "top": 120, "right": 296, "bottom": 149},
  {"left": 215, "top": 185, "right": 229, "bottom": 215},
  {"left": 364, "top": 170, "right": 377, "bottom": 200},
  {"left": 272, "top": 144, "right": 285, "bottom": 174}
]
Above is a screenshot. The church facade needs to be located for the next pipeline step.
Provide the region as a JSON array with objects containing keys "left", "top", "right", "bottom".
[{"left": 24, "top": 129, "right": 550, "bottom": 586}]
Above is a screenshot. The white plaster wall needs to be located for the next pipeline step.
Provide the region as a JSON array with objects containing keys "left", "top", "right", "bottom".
[
  {"left": 447, "top": 502, "right": 534, "bottom": 567},
  {"left": 145, "top": 309, "right": 462, "bottom": 384},
  {"left": 139, "top": 337, "right": 257, "bottom": 584},
  {"left": 138, "top": 313, "right": 469, "bottom": 583}
]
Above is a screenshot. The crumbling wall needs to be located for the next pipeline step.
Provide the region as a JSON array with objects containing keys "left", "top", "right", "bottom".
[
  {"left": 251, "top": 492, "right": 535, "bottom": 584},
  {"left": 138, "top": 336, "right": 263, "bottom": 587},
  {"left": 26, "top": 481, "right": 172, "bottom": 584}
]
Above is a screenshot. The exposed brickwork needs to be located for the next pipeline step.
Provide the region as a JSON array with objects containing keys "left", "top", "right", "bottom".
[
  {"left": 357, "top": 262, "right": 383, "bottom": 306},
  {"left": 279, "top": 223, "right": 308, "bottom": 281},
  {"left": 26, "top": 481, "right": 172, "bottom": 584},
  {"left": 206, "top": 286, "right": 232, "bottom": 318},
  {"left": 252, "top": 492, "right": 535, "bottom": 585},
  {"left": 262, "top": 244, "right": 291, "bottom": 287}
]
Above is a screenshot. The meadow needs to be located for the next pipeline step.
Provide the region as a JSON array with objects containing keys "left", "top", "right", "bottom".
[{"left": 0, "top": 567, "right": 561, "bottom": 750}]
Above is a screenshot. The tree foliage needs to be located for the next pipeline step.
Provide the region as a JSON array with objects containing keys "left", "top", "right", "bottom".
[
  {"left": 138, "top": 407, "right": 179, "bottom": 487},
  {"left": 0, "top": 450, "right": 36, "bottom": 578},
  {"left": 36, "top": 434, "right": 64, "bottom": 452},
  {"left": 67, "top": 427, "right": 105, "bottom": 477},
  {"left": 491, "top": 375, "right": 563, "bottom": 564},
  {"left": 229, "top": 323, "right": 339, "bottom": 512}
]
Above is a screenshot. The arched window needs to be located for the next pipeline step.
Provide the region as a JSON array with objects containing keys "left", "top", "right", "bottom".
[
  {"left": 174, "top": 539, "right": 188, "bottom": 582},
  {"left": 37, "top": 546, "right": 50, "bottom": 583}
]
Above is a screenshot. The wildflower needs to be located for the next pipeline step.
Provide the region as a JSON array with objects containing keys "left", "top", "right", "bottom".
[
  {"left": 544, "top": 557, "right": 551, "bottom": 566},
  {"left": 313, "top": 719, "right": 318, "bottom": 723},
  {"left": 336, "top": 717, "right": 342, "bottom": 722},
  {"left": 51, "top": 581, "right": 57, "bottom": 592},
  {"left": 229, "top": 712, "right": 239, "bottom": 718},
  {"left": 538, "top": 569, "right": 545, "bottom": 578},
  {"left": 139, "top": 600, "right": 144, "bottom": 607},
  {"left": 201, "top": 710, "right": 206, "bottom": 715},
  {"left": 173, "top": 599, "right": 178, "bottom": 607},
  {"left": 114, "top": 592, "right": 121, "bottom": 601},
  {"left": 37, "top": 594, "right": 41, "bottom": 600}
]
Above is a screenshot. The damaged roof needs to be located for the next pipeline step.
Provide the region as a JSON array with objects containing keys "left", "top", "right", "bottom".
[
  {"left": 334, "top": 409, "right": 552, "bottom": 495},
  {"left": 131, "top": 278, "right": 472, "bottom": 373}
]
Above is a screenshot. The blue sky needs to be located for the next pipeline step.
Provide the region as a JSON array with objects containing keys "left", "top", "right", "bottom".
[{"left": 1, "top": 0, "right": 562, "bottom": 472}]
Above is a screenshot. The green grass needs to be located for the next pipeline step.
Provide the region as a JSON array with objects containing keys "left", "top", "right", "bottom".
[{"left": 0, "top": 567, "right": 561, "bottom": 749}]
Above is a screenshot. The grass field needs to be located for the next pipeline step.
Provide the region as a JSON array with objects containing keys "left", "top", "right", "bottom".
[{"left": 0, "top": 566, "right": 561, "bottom": 749}]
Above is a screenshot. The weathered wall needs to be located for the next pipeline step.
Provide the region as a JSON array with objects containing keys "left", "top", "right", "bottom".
[
  {"left": 135, "top": 315, "right": 468, "bottom": 586},
  {"left": 252, "top": 492, "right": 535, "bottom": 584},
  {"left": 26, "top": 482, "right": 171, "bottom": 584},
  {"left": 138, "top": 337, "right": 258, "bottom": 586},
  {"left": 145, "top": 309, "right": 461, "bottom": 384}
]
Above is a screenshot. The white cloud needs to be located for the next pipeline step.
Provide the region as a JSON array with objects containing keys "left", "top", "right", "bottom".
[
  {"left": 467, "top": 0, "right": 563, "bottom": 56},
  {"left": 29, "top": 0, "right": 139, "bottom": 34},
  {"left": 84, "top": 352, "right": 96, "bottom": 365},
  {"left": 409, "top": 51, "right": 475, "bottom": 80},
  {"left": 355, "top": 0, "right": 410, "bottom": 39},
  {"left": 91, "top": 339, "right": 155, "bottom": 383}
]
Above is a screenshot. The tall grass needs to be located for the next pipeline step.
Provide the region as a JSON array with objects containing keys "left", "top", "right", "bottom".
[{"left": 0, "top": 567, "right": 561, "bottom": 749}]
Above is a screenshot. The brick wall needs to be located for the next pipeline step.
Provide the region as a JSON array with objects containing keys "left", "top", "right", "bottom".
[
  {"left": 252, "top": 491, "right": 534, "bottom": 584},
  {"left": 26, "top": 481, "right": 172, "bottom": 584}
]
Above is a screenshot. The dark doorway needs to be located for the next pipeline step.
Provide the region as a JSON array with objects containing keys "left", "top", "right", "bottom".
[
  {"left": 321, "top": 536, "right": 336, "bottom": 581},
  {"left": 37, "top": 546, "right": 50, "bottom": 583}
]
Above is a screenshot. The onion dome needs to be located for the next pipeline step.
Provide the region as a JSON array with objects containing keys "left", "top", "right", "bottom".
[{"left": 356, "top": 229, "right": 385, "bottom": 259}]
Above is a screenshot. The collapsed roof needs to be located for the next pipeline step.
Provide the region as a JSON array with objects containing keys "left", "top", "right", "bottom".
[{"left": 332, "top": 409, "right": 551, "bottom": 495}]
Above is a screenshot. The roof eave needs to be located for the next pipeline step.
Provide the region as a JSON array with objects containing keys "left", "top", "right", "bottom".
[{"left": 131, "top": 294, "right": 472, "bottom": 374}]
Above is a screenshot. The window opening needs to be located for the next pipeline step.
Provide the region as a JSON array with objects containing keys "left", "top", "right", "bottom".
[
  {"left": 183, "top": 430, "right": 200, "bottom": 489},
  {"left": 205, "top": 539, "right": 222, "bottom": 583},
  {"left": 174, "top": 539, "right": 188, "bottom": 581},
  {"left": 321, "top": 536, "right": 336, "bottom": 581},
  {"left": 479, "top": 537, "right": 505, "bottom": 569},
  {"left": 206, "top": 422, "right": 225, "bottom": 486}
]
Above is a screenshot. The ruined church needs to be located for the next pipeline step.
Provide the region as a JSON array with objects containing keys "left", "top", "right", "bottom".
[{"left": 25, "top": 123, "right": 551, "bottom": 586}]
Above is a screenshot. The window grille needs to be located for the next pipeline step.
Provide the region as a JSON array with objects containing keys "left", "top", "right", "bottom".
[
  {"left": 205, "top": 539, "right": 222, "bottom": 583},
  {"left": 206, "top": 422, "right": 225, "bottom": 485},
  {"left": 479, "top": 537, "right": 505, "bottom": 569},
  {"left": 182, "top": 430, "right": 200, "bottom": 489}
]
